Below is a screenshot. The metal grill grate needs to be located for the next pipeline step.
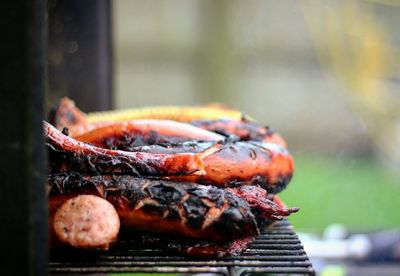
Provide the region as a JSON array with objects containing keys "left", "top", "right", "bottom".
[{"left": 49, "top": 220, "right": 315, "bottom": 275}]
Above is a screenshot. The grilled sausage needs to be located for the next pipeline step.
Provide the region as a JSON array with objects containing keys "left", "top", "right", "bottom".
[
  {"left": 48, "top": 174, "right": 259, "bottom": 242},
  {"left": 44, "top": 121, "right": 205, "bottom": 176},
  {"left": 52, "top": 195, "right": 120, "bottom": 249},
  {"left": 182, "top": 141, "right": 293, "bottom": 194},
  {"left": 74, "top": 120, "right": 224, "bottom": 146},
  {"left": 48, "top": 97, "right": 243, "bottom": 137},
  {"left": 49, "top": 174, "right": 298, "bottom": 242},
  {"left": 191, "top": 118, "right": 287, "bottom": 148},
  {"left": 45, "top": 121, "right": 292, "bottom": 193},
  {"left": 127, "top": 141, "right": 293, "bottom": 194}
]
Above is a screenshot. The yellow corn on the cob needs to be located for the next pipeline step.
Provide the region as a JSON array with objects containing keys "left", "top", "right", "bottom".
[{"left": 87, "top": 104, "right": 249, "bottom": 123}]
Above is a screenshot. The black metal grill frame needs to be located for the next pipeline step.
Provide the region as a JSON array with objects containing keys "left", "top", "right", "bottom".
[{"left": 49, "top": 220, "right": 315, "bottom": 275}]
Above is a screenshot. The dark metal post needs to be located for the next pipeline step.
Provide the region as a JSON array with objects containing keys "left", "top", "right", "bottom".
[
  {"left": 47, "top": 0, "right": 113, "bottom": 112},
  {"left": 0, "top": 0, "right": 47, "bottom": 275}
]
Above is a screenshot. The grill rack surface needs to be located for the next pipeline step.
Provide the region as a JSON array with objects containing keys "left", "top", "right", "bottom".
[{"left": 49, "top": 220, "right": 315, "bottom": 275}]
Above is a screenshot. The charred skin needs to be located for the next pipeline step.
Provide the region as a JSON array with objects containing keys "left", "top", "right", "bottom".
[
  {"left": 130, "top": 141, "right": 294, "bottom": 194},
  {"left": 49, "top": 97, "right": 243, "bottom": 137},
  {"left": 48, "top": 174, "right": 259, "bottom": 242},
  {"left": 184, "top": 236, "right": 255, "bottom": 257},
  {"left": 191, "top": 118, "right": 288, "bottom": 148},
  {"left": 74, "top": 120, "right": 224, "bottom": 147},
  {"left": 48, "top": 99, "right": 293, "bottom": 193},
  {"left": 45, "top": 120, "right": 293, "bottom": 193},
  {"left": 44, "top": 121, "right": 204, "bottom": 177},
  {"left": 120, "top": 231, "right": 255, "bottom": 257},
  {"left": 198, "top": 141, "right": 293, "bottom": 194},
  {"left": 227, "top": 185, "right": 299, "bottom": 226},
  {"left": 48, "top": 97, "right": 97, "bottom": 137},
  {"left": 49, "top": 98, "right": 287, "bottom": 149}
]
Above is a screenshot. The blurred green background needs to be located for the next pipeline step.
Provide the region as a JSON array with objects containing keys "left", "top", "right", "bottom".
[{"left": 113, "top": 0, "right": 400, "bottom": 232}]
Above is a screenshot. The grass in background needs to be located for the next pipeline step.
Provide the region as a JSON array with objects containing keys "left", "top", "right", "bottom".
[{"left": 280, "top": 154, "right": 400, "bottom": 232}]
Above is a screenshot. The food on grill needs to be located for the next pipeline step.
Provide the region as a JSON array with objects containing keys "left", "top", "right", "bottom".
[
  {"left": 46, "top": 121, "right": 293, "bottom": 193},
  {"left": 49, "top": 174, "right": 298, "bottom": 239},
  {"left": 49, "top": 97, "right": 243, "bottom": 137},
  {"left": 47, "top": 98, "right": 299, "bottom": 256},
  {"left": 45, "top": 121, "right": 205, "bottom": 176},
  {"left": 183, "top": 236, "right": 255, "bottom": 257},
  {"left": 74, "top": 120, "right": 224, "bottom": 146},
  {"left": 52, "top": 195, "right": 120, "bottom": 249},
  {"left": 48, "top": 174, "right": 297, "bottom": 254},
  {"left": 48, "top": 97, "right": 101, "bottom": 137},
  {"left": 171, "top": 141, "right": 293, "bottom": 194},
  {"left": 49, "top": 174, "right": 258, "bottom": 241},
  {"left": 191, "top": 118, "right": 287, "bottom": 148},
  {"left": 117, "top": 231, "right": 256, "bottom": 257}
]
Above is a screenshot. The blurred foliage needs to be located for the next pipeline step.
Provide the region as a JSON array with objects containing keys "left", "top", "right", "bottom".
[
  {"left": 301, "top": 0, "right": 400, "bottom": 165},
  {"left": 281, "top": 154, "right": 400, "bottom": 231}
]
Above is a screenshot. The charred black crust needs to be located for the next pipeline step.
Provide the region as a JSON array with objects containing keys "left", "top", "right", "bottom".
[
  {"left": 266, "top": 172, "right": 293, "bottom": 194},
  {"left": 190, "top": 119, "right": 276, "bottom": 142},
  {"left": 140, "top": 202, "right": 165, "bottom": 216},
  {"left": 183, "top": 196, "right": 208, "bottom": 229},
  {"left": 48, "top": 174, "right": 259, "bottom": 240},
  {"left": 212, "top": 191, "right": 258, "bottom": 236},
  {"left": 115, "top": 229, "right": 255, "bottom": 257},
  {"left": 47, "top": 147, "right": 143, "bottom": 176},
  {"left": 145, "top": 184, "right": 183, "bottom": 204},
  {"left": 118, "top": 141, "right": 216, "bottom": 154},
  {"left": 97, "top": 132, "right": 208, "bottom": 152}
]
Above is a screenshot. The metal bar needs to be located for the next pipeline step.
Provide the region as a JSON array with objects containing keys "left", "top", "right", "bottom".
[
  {"left": 98, "top": 255, "right": 310, "bottom": 262},
  {"left": 241, "top": 267, "right": 316, "bottom": 276},
  {"left": 247, "top": 244, "right": 304, "bottom": 250},
  {"left": 47, "top": 0, "right": 113, "bottom": 112},
  {"left": 50, "top": 266, "right": 229, "bottom": 274},
  {"left": 0, "top": 0, "right": 47, "bottom": 275},
  {"left": 50, "top": 260, "right": 313, "bottom": 267},
  {"left": 49, "top": 220, "right": 315, "bottom": 275}
]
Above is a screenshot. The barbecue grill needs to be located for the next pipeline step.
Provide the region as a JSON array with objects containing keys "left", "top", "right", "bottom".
[
  {"left": 1, "top": 1, "right": 314, "bottom": 275},
  {"left": 50, "top": 220, "right": 315, "bottom": 275}
]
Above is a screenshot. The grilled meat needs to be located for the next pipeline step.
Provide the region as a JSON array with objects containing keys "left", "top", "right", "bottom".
[
  {"left": 116, "top": 230, "right": 255, "bottom": 257},
  {"left": 173, "top": 141, "right": 293, "bottom": 194},
  {"left": 47, "top": 98, "right": 299, "bottom": 254},
  {"left": 191, "top": 118, "right": 287, "bottom": 148},
  {"left": 49, "top": 97, "right": 243, "bottom": 137},
  {"left": 74, "top": 119, "right": 224, "bottom": 147},
  {"left": 51, "top": 195, "right": 120, "bottom": 250},
  {"left": 48, "top": 174, "right": 262, "bottom": 241},
  {"left": 46, "top": 120, "right": 292, "bottom": 193},
  {"left": 119, "top": 141, "right": 293, "bottom": 194},
  {"left": 44, "top": 121, "right": 205, "bottom": 176}
]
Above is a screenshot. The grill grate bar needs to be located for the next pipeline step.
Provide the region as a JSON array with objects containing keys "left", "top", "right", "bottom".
[
  {"left": 244, "top": 249, "right": 306, "bottom": 255},
  {"left": 239, "top": 267, "right": 315, "bottom": 276},
  {"left": 49, "top": 219, "right": 315, "bottom": 275},
  {"left": 255, "top": 235, "right": 298, "bottom": 240},
  {"left": 50, "top": 266, "right": 230, "bottom": 275},
  {"left": 247, "top": 243, "right": 303, "bottom": 249},
  {"left": 98, "top": 254, "right": 310, "bottom": 261},
  {"left": 49, "top": 260, "right": 312, "bottom": 268}
]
